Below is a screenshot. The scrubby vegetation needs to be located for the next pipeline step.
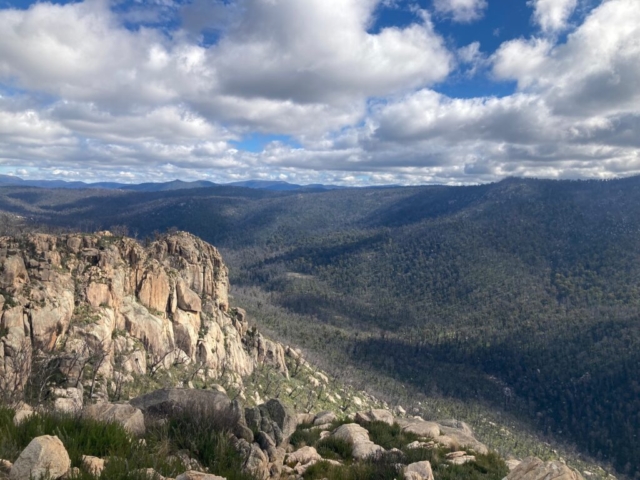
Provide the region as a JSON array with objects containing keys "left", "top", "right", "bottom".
[
  {"left": 289, "top": 418, "right": 508, "bottom": 480},
  {"left": 303, "top": 448, "right": 509, "bottom": 480},
  {"left": 0, "top": 405, "right": 256, "bottom": 480},
  {"left": 360, "top": 420, "right": 419, "bottom": 450}
]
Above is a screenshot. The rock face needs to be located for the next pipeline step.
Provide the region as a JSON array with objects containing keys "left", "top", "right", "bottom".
[
  {"left": 507, "top": 457, "right": 585, "bottom": 480},
  {"left": 0, "top": 231, "right": 289, "bottom": 400},
  {"left": 9, "top": 435, "right": 70, "bottom": 480}
]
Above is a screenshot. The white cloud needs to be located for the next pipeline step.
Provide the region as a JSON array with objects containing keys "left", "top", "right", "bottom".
[
  {"left": 0, "top": 0, "right": 639, "bottom": 186},
  {"left": 493, "top": 0, "right": 640, "bottom": 115},
  {"left": 433, "top": 0, "right": 488, "bottom": 23},
  {"left": 529, "top": 0, "right": 578, "bottom": 34},
  {"left": 457, "top": 41, "right": 487, "bottom": 76}
]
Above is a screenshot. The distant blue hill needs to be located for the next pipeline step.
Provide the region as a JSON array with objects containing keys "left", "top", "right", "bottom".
[
  {"left": 0, "top": 175, "right": 343, "bottom": 192},
  {"left": 227, "top": 180, "right": 344, "bottom": 191}
]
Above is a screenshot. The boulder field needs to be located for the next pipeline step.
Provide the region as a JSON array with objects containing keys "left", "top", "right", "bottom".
[{"left": 2, "top": 393, "right": 582, "bottom": 480}]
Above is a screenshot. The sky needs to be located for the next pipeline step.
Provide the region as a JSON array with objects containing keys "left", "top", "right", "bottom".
[{"left": 0, "top": 0, "right": 638, "bottom": 186}]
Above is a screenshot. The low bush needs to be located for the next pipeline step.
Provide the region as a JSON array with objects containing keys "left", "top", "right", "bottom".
[
  {"left": 303, "top": 457, "right": 400, "bottom": 480},
  {"left": 358, "top": 420, "right": 420, "bottom": 450},
  {"left": 290, "top": 424, "right": 321, "bottom": 449},
  {"left": 434, "top": 451, "right": 508, "bottom": 480},
  {"left": 0, "top": 409, "right": 133, "bottom": 466},
  {"left": 0, "top": 401, "right": 257, "bottom": 480},
  {"left": 147, "top": 401, "right": 254, "bottom": 480},
  {"left": 315, "top": 436, "right": 353, "bottom": 461}
]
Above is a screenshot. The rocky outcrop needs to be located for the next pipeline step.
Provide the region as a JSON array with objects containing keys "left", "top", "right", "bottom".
[
  {"left": 507, "top": 457, "right": 585, "bottom": 480},
  {"left": 9, "top": 435, "right": 70, "bottom": 480},
  {"left": 0, "top": 231, "right": 288, "bottom": 401},
  {"left": 395, "top": 416, "right": 488, "bottom": 454}
]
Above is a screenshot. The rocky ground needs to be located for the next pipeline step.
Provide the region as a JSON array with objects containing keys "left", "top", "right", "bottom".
[
  {"left": 0, "top": 389, "right": 585, "bottom": 480},
  {"left": 0, "top": 231, "right": 589, "bottom": 480}
]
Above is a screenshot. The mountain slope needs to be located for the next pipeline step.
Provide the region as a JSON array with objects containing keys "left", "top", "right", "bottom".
[{"left": 1, "top": 177, "right": 639, "bottom": 476}]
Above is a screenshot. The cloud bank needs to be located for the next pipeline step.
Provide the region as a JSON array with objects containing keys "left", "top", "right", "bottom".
[{"left": 0, "top": 0, "right": 638, "bottom": 185}]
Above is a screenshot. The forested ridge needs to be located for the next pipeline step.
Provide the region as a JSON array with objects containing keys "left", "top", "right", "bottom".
[{"left": 2, "top": 176, "right": 640, "bottom": 476}]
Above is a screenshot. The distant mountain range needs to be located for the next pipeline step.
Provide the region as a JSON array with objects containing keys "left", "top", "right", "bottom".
[{"left": 0, "top": 175, "right": 343, "bottom": 192}]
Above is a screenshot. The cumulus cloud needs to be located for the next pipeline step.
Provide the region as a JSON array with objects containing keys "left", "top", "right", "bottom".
[
  {"left": 433, "top": 0, "right": 488, "bottom": 23},
  {"left": 529, "top": 0, "right": 578, "bottom": 34},
  {"left": 0, "top": 0, "right": 639, "bottom": 186}
]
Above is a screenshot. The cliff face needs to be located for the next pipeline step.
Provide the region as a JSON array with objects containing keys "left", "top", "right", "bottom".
[{"left": 0, "top": 231, "right": 287, "bottom": 401}]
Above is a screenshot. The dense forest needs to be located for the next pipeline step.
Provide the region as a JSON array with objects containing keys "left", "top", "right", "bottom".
[{"left": 2, "top": 177, "right": 640, "bottom": 477}]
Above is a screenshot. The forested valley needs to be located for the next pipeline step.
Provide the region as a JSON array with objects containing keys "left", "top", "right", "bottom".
[{"left": 2, "top": 176, "right": 640, "bottom": 477}]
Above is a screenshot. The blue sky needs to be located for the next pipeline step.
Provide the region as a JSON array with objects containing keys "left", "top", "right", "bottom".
[{"left": 0, "top": 0, "right": 637, "bottom": 185}]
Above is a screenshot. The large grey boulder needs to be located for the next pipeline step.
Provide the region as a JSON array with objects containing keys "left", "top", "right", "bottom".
[
  {"left": 262, "top": 399, "right": 296, "bottom": 441},
  {"left": 355, "top": 409, "right": 394, "bottom": 426},
  {"left": 9, "top": 436, "right": 70, "bottom": 480},
  {"left": 83, "top": 403, "right": 145, "bottom": 436},
  {"left": 247, "top": 400, "right": 296, "bottom": 446},
  {"left": 130, "top": 388, "right": 252, "bottom": 441},
  {"left": 396, "top": 418, "right": 440, "bottom": 439},
  {"left": 313, "top": 411, "right": 337, "bottom": 426},
  {"left": 130, "top": 388, "right": 231, "bottom": 416},
  {"left": 331, "top": 423, "right": 384, "bottom": 460}
]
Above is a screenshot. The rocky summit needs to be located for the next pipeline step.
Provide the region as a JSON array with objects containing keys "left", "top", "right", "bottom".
[
  {"left": 0, "top": 231, "right": 286, "bottom": 404},
  {"left": 0, "top": 231, "right": 588, "bottom": 480}
]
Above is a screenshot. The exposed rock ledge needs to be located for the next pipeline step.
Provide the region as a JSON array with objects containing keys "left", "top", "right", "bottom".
[{"left": 0, "top": 231, "right": 287, "bottom": 401}]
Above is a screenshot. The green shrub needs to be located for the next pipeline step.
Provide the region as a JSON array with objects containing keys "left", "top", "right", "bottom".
[
  {"left": 433, "top": 452, "right": 509, "bottom": 480},
  {"left": 316, "top": 436, "right": 353, "bottom": 461},
  {"left": 290, "top": 424, "right": 321, "bottom": 450},
  {"left": 0, "top": 410, "right": 134, "bottom": 465},
  {"left": 303, "top": 457, "right": 400, "bottom": 480},
  {"left": 151, "top": 401, "right": 255, "bottom": 480},
  {"left": 358, "top": 420, "right": 420, "bottom": 450},
  {"left": 0, "top": 405, "right": 253, "bottom": 480}
]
